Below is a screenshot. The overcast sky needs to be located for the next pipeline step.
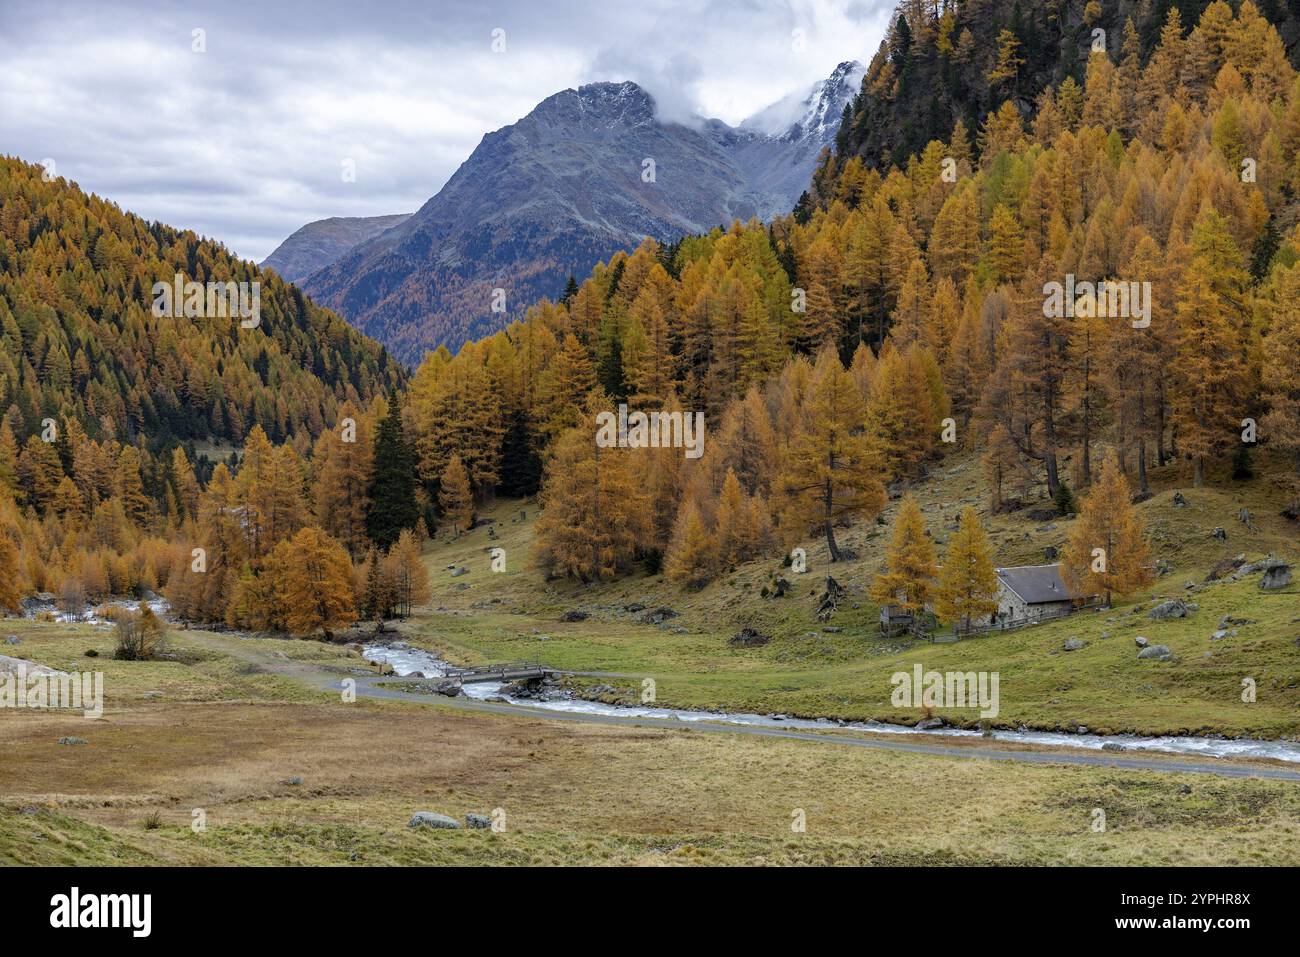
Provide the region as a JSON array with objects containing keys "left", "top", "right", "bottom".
[{"left": 0, "top": 0, "right": 890, "bottom": 262}]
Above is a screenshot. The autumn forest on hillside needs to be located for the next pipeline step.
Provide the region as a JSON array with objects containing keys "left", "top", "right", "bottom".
[{"left": 1, "top": 0, "right": 1299, "bottom": 640}]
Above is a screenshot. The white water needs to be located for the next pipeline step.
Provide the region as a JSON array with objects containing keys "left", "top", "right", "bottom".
[
  {"left": 362, "top": 642, "right": 1300, "bottom": 765},
  {"left": 23, "top": 596, "right": 171, "bottom": 627}
]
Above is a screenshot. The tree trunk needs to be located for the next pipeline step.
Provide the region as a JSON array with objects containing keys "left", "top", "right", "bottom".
[
  {"left": 1157, "top": 377, "right": 1168, "bottom": 465},
  {"left": 823, "top": 470, "right": 842, "bottom": 562},
  {"left": 1137, "top": 440, "right": 1150, "bottom": 495},
  {"left": 825, "top": 521, "right": 842, "bottom": 563}
]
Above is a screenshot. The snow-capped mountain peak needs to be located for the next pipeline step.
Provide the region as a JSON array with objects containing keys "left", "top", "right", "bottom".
[{"left": 740, "top": 60, "right": 865, "bottom": 143}]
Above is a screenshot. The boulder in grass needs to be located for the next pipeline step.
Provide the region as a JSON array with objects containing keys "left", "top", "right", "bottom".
[
  {"left": 1063, "top": 637, "right": 1087, "bottom": 651},
  {"left": 1261, "top": 562, "right": 1293, "bottom": 591},
  {"left": 729, "top": 628, "right": 770, "bottom": 647},
  {"left": 638, "top": 607, "right": 678, "bottom": 625},
  {"left": 1137, "top": 644, "right": 1173, "bottom": 661},
  {"left": 1148, "top": 599, "right": 1189, "bottom": 620},
  {"left": 1134, "top": 636, "right": 1148, "bottom": 648},
  {"left": 409, "top": 811, "right": 460, "bottom": 830},
  {"left": 465, "top": 813, "right": 492, "bottom": 829}
]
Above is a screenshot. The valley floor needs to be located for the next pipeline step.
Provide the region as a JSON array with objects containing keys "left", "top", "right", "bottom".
[{"left": 2, "top": 452, "right": 1297, "bottom": 866}]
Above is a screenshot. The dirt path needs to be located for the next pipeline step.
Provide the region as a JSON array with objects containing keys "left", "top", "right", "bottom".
[{"left": 188, "top": 631, "right": 1300, "bottom": 783}]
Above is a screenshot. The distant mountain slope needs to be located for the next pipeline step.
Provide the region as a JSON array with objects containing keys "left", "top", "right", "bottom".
[
  {"left": 301, "top": 65, "right": 861, "bottom": 364},
  {"left": 261, "top": 213, "right": 410, "bottom": 284},
  {"left": 0, "top": 155, "right": 403, "bottom": 447}
]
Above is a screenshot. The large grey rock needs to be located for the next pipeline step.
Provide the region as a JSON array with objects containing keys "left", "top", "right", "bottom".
[
  {"left": 1148, "top": 600, "right": 1189, "bottom": 620},
  {"left": 1063, "top": 637, "right": 1087, "bottom": 651},
  {"left": 1261, "top": 563, "right": 1293, "bottom": 591},
  {"left": 408, "top": 811, "right": 460, "bottom": 830},
  {"left": 465, "top": 813, "right": 492, "bottom": 829},
  {"left": 1137, "top": 644, "right": 1173, "bottom": 660}
]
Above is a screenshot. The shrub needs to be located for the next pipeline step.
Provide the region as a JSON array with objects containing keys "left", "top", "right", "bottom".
[{"left": 114, "top": 603, "right": 168, "bottom": 661}]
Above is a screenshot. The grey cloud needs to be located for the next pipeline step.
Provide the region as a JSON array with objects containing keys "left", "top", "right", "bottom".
[{"left": 0, "top": 0, "right": 889, "bottom": 261}]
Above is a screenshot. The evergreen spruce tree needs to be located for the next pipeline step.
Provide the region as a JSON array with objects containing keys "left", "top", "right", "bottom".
[{"left": 366, "top": 400, "right": 419, "bottom": 550}]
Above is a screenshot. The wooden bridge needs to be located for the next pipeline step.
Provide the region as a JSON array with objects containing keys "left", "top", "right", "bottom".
[{"left": 438, "top": 661, "right": 557, "bottom": 685}]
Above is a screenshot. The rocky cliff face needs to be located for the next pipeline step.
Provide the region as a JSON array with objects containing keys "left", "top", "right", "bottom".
[{"left": 297, "top": 65, "right": 862, "bottom": 364}]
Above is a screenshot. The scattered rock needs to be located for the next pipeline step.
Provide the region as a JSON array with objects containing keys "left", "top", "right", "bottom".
[
  {"left": 433, "top": 680, "right": 464, "bottom": 697},
  {"left": 408, "top": 811, "right": 460, "bottom": 830},
  {"left": 1134, "top": 636, "right": 1149, "bottom": 648},
  {"left": 1211, "top": 630, "right": 1229, "bottom": 641},
  {"left": 1137, "top": 644, "right": 1173, "bottom": 661},
  {"left": 286, "top": 776, "right": 303, "bottom": 786},
  {"left": 1043, "top": 545, "right": 1059, "bottom": 562},
  {"left": 1261, "top": 562, "right": 1293, "bottom": 591},
  {"left": 1063, "top": 637, "right": 1087, "bottom": 651},
  {"left": 1211, "top": 527, "right": 1227, "bottom": 541},
  {"left": 623, "top": 602, "right": 646, "bottom": 613},
  {"left": 465, "top": 813, "right": 492, "bottom": 829},
  {"left": 1205, "top": 555, "right": 1246, "bottom": 582},
  {"left": 1148, "top": 599, "right": 1189, "bottom": 620},
  {"left": 448, "top": 566, "right": 469, "bottom": 577},
  {"left": 57, "top": 736, "right": 88, "bottom": 745},
  {"left": 729, "top": 628, "right": 770, "bottom": 647},
  {"left": 638, "top": 607, "right": 677, "bottom": 625},
  {"left": 4, "top": 636, "right": 17, "bottom": 645},
  {"left": 1102, "top": 742, "right": 1126, "bottom": 752},
  {"left": 1155, "top": 559, "right": 1173, "bottom": 577},
  {"left": 559, "top": 610, "right": 589, "bottom": 622},
  {"left": 914, "top": 717, "right": 945, "bottom": 731},
  {"left": 1172, "top": 491, "right": 1189, "bottom": 507}
]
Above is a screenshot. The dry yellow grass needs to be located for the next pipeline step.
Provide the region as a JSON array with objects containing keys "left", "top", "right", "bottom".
[{"left": 4, "top": 695, "right": 1299, "bottom": 865}]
